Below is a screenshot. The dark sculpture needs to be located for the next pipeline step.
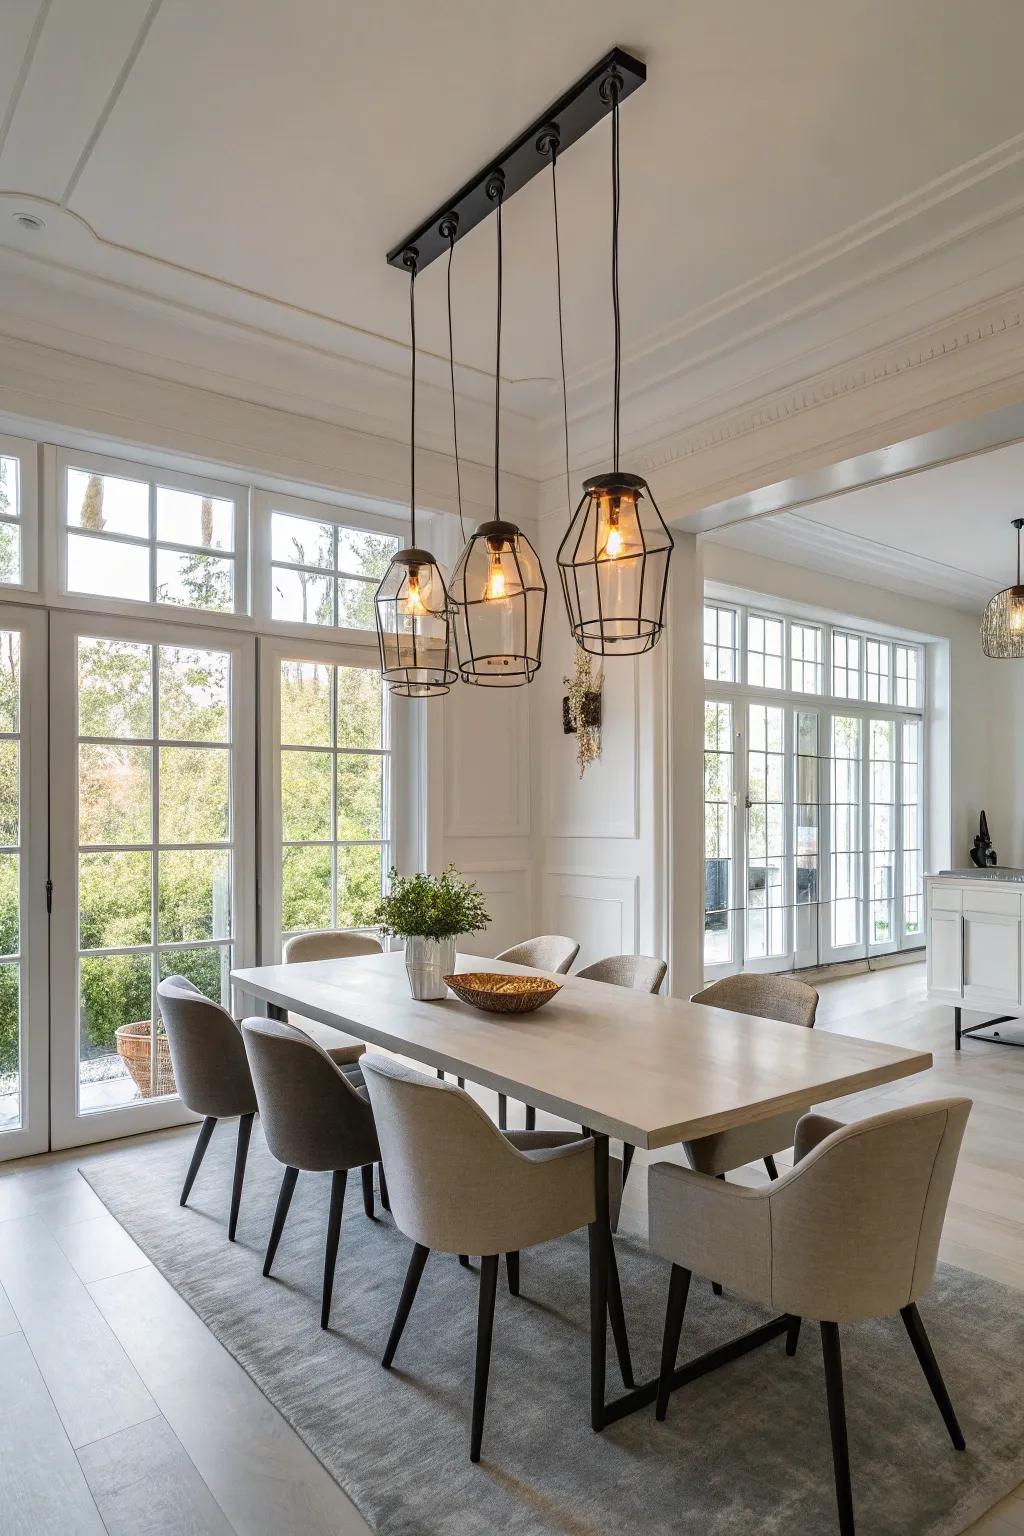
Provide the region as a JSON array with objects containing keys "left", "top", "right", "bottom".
[{"left": 970, "top": 810, "right": 997, "bottom": 868}]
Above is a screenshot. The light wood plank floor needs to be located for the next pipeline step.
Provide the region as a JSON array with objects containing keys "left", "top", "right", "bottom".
[{"left": 1, "top": 960, "right": 1022, "bottom": 1534}]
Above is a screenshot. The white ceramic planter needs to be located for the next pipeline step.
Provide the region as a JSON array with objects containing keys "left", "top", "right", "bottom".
[{"left": 404, "top": 935, "right": 457, "bottom": 1000}]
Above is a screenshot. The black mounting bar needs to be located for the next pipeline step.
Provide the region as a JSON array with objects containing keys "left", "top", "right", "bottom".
[{"left": 385, "top": 46, "right": 646, "bottom": 273}]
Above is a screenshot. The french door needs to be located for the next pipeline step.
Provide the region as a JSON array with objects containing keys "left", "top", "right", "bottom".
[{"left": 49, "top": 612, "right": 255, "bottom": 1150}]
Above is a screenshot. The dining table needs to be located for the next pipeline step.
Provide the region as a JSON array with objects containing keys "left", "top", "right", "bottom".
[{"left": 231, "top": 949, "right": 933, "bottom": 1429}]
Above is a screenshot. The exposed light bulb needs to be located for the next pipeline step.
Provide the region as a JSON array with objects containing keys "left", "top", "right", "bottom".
[
  {"left": 486, "top": 551, "right": 506, "bottom": 601},
  {"left": 604, "top": 522, "right": 624, "bottom": 559},
  {"left": 399, "top": 567, "right": 427, "bottom": 617}
]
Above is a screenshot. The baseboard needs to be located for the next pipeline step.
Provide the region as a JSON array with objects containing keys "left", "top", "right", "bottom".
[{"left": 792, "top": 950, "right": 926, "bottom": 986}]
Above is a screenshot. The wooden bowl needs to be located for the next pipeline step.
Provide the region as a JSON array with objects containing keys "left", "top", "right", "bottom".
[{"left": 444, "top": 972, "right": 562, "bottom": 1015}]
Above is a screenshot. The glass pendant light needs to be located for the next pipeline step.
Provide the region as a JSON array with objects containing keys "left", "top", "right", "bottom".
[
  {"left": 982, "top": 517, "right": 1024, "bottom": 658},
  {"left": 450, "top": 172, "right": 547, "bottom": 687},
  {"left": 375, "top": 250, "right": 458, "bottom": 697},
  {"left": 556, "top": 71, "right": 673, "bottom": 657}
]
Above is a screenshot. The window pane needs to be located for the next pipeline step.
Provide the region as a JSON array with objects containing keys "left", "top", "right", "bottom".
[
  {"left": 281, "top": 750, "right": 332, "bottom": 841},
  {"left": 0, "top": 741, "right": 18, "bottom": 846},
  {"left": 68, "top": 532, "right": 150, "bottom": 600},
  {"left": 158, "top": 945, "right": 230, "bottom": 1007},
  {"left": 272, "top": 566, "right": 333, "bottom": 625},
  {"left": 0, "top": 525, "right": 22, "bottom": 585},
  {"left": 0, "top": 632, "right": 18, "bottom": 734},
  {"left": 0, "top": 456, "right": 18, "bottom": 519},
  {"left": 67, "top": 469, "right": 148, "bottom": 537},
  {"left": 79, "top": 851, "right": 151, "bottom": 949},
  {"left": 79, "top": 745, "right": 151, "bottom": 846},
  {"left": 337, "top": 754, "right": 383, "bottom": 840},
  {"left": 78, "top": 638, "right": 152, "bottom": 739},
  {"left": 159, "top": 747, "right": 229, "bottom": 844},
  {"left": 156, "top": 488, "right": 233, "bottom": 551},
  {"left": 336, "top": 576, "right": 377, "bottom": 630},
  {"left": 271, "top": 511, "right": 334, "bottom": 568},
  {"left": 281, "top": 661, "right": 332, "bottom": 747},
  {"left": 0, "top": 853, "right": 17, "bottom": 957},
  {"left": 159, "top": 849, "right": 231, "bottom": 943},
  {"left": 282, "top": 844, "right": 332, "bottom": 931},
  {"left": 159, "top": 647, "right": 229, "bottom": 742},
  {"left": 156, "top": 548, "right": 234, "bottom": 613},
  {"left": 79, "top": 953, "right": 151, "bottom": 1110},
  {"left": 0, "top": 963, "right": 20, "bottom": 1129},
  {"left": 336, "top": 844, "right": 384, "bottom": 927},
  {"left": 337, "top": 667, "right": 384, "bottom": 750},
  {"left": 336, "top": 526, "right": 400, "bottom": 580}
]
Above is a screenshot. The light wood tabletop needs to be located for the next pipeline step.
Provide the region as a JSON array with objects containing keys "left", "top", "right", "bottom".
[{"left": 231, "top": 950, "right": 933, "bottom": 1149}]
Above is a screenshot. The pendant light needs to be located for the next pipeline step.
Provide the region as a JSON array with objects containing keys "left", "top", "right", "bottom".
[
  {"left": 449, "top": 172, "right": 547, "bottom": 687},
  {"left": 556, "top": 70, "right": 673, "bottom": 657},
  {"left": 375, "top": 250, "right": 458, "bottom": 697},
  {"left": 982, "top": 517, "right": 1024, "bottom": 658}
]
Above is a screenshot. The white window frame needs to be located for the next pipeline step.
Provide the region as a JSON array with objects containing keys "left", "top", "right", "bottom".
[
  {"left": 790, "top": 620, "right": 824, "bottom": 695},
  {"left": 49, "top": 446, "right": 250, "bottom": 624},
  {"left": 745, "top": 609, "right": 786, "bottom": 690},
  {"left": 0, "top": 432, "right": 40, "bottom": 592}
]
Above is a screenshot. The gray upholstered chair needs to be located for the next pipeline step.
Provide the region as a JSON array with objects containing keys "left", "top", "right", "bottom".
[
  {"left": 283, "top": 929, "right": 382, "bottom": 1065},
  {"left": 157, "top": 976, "right": 258, "bottom": 1242},
  {"left": 242, "top": 1017, "right": 381, "bottom": 1329},
  {"left": 360, "top": 1053, "right": 630, "bottom": 1464},
  {"left": 480, "top": 936, "right": 581, "bottom": 1126},
  {"left": 687, "top": 973, "right": 819, "bottom": 1184},
  {"left": 576, "top": 953, "right": 667, "bottom": 993},
  {"left": 649, "top": 1098, "right": 972, "bottom": 1536}
]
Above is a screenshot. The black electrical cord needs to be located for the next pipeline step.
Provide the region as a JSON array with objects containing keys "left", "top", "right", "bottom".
[
  {"left": 446, "top": 231, "right": 466, "bottom": 542},
  {"left": 611, "top": 83, "right": 621, "bottom": 474},
  {"left": 550, "top": 143, "right": 571, "bottom": 515},
  {"left": 493, "top": 184, "right": 504, "bottom": 514},
  {"left": 406, "top": 256, "right": 417, "bottom": 545}
]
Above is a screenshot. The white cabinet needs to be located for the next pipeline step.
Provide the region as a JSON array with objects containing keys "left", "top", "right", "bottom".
[
  {"left": 925, "top": 876, "right": 1023, "bottom": 1012},
  {"left": 926, "top": 908, "right": 962, "bottom": 999}
]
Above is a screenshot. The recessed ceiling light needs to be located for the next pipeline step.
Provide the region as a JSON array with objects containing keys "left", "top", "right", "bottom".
[{"left": 12, "top": 213, "right": 45, "bottom": 232}]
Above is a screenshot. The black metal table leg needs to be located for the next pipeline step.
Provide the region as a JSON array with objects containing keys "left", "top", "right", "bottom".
[
  {"left": 589, "top": 1132, "right": 611, "bottom": 1431},
  {"left": 954, "top": 1005, "right": 961, "bottom": 1051},
  {"left": 267, "top": 1002, "right": 287, "bottom": 1022}
]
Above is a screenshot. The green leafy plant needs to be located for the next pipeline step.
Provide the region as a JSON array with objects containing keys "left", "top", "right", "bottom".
[{"left": 372, "top": 865, "right": 490, "bottom": 941}]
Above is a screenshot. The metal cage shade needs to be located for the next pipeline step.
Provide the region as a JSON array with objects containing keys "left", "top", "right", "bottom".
[
  {"left": 556, "top": 472, "right": 673, "bottom": 656},
  {"left": 449, "top": 520, "right": 547, "bottom": 686},
  {"left": 982, "top": 584, "right": 1024, "bottom": 658},
  {"left": 375, "top": 548, "right": 458, "bottom": 697}
]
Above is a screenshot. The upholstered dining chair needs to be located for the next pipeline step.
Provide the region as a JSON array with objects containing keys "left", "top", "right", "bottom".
[
  {"left": 360, "top": 1053, "right": 630, "bottom": 1464},
  {"left": 283, "top": 929, "right": 382, "bottom": 1066},
  {"left": 649, "top": 1098, "right": 972, "bottom": 1536},
  {"left": 482, "top": 935, "right": 581, "bottom": 1127},
  {"left": 576, "top": 953, "right": 668, "bottom": 993},
  {"left": 157, "top": 976, "right": 259, "bottom": 1242},
  {"left": 242, "top": 1016, "right": 381, "bottom": 1329},
  {"left": 687, "top": 973, "right": 819, "bottom": 1184}
]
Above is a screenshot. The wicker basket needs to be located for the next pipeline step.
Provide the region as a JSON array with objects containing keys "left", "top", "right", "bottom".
[
  {"left": 114, "top": 1021, "right": 176, "bottom": 1098},
  {"left": 443, "top": 973, "right": 562, "bottom": 1015}
]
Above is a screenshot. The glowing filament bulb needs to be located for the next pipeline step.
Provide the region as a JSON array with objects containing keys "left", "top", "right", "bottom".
[
  {"left": 604, "top": 515, "right": 624, "bottom": 559},
  {"left": 486, "top": 550, "right": 506, "bottom": 601},
  {"left": 400, "top": 567, "right": 427, "bottom": 617}
]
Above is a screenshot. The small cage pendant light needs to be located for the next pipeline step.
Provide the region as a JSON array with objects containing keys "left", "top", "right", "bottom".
[
  {"left": 375, "top": 251, "right": 458, "bottom": 698},
  {"left": 982, "top": 517, "right": 1024, "bottom": 658},
  {"left": 450, "top": 173, "right": 547, "bottom": 686},
  {"left": 556, "top": 71, "right": 673, "bottom": 657}
]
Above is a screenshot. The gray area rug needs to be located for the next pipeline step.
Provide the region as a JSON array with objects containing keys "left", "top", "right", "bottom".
[{"left": 83, "top": 1122, "right": 1024, "bottom": 1535}]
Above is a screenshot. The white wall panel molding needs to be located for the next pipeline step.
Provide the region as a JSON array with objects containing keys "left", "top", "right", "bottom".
[
  {"left": 441, "top": 685, "right": 531, "bottom": 841},
  {"left": 543, "top": 654, "right": 639, "bottom": 842},
  {"left": 455, "top": 861, "right": 532, "bottom": 958},
  {"left": 541, "top": 870, "right": 639, "bottom": 970}
]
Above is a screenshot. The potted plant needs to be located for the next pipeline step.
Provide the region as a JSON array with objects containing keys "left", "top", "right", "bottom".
[{"left": 373, "top": 865, "right": 491, "bottom": 1000}]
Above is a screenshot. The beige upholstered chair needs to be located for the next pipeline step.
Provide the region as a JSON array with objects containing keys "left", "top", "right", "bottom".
[
  {"left": 495, "top": 935, "right": 580, "bottom": 973},
  {"left": 577, "top": 953, "right": 667, "bottom": 993},
  {"left": 360, "top": 1053, "right": 629, "bottom": 1464},
  {"left": 649, "top": 1098, "right": 971, "bottom": 1536},
  {"left": 242, "top": 1017, "right": 381, "bottom": 1329},
  {"left": 157, "top": 976, "right": 258, "bottom": 1241},
  {"left": 687, "top": 973, "right": 819, "bottom": 1185},
  {"left": 283, "top": 929, "right": 382, "bottom": 1065}
]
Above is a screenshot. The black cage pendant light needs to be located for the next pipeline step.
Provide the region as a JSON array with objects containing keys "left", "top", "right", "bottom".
[
  {"left": 375, "top": 253, "right": 458, "bottom": 697},
  {"left": 556, "top": 73, "right": 673, "bottom": 657},
  {"left": 982, "top": 517, "right": 1024, "bottom": 658},
  {"left": 449, "top": 174, "right": 547, "bottom": 687}
]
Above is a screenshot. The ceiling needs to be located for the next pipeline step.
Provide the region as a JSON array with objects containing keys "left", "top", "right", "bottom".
[
  {"left": 707, "top": 437, "right": 1024, "bottom": 611},
  {"left": 2, "top": 0, "right": 1024, "bottom": 445}
]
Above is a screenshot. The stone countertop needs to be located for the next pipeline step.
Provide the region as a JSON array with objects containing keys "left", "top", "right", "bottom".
[{"left": 936, "top": 868, "right": 1024, "bottom": 882}]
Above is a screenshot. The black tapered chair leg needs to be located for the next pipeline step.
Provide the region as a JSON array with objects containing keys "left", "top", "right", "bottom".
[
  {"left": 764, "top": 1154, "right": 779, "bottom": 1181},
  {"left": 321, "top": 1168, "right": 347, "bottom": 1330},
  {"left": 180, "top": 1116, "right": 217, "bottom": 1207},
  {"left": 379, "top": 1163, "right": 390, "bottom": 1211},
  {"left": 457, "top": 1077, "right": 465, "bottom": 1089},
  {"left": 228, "top": 1113, "right": 254, "bottom": 1241},
  {"left": 525, "top": 1105, "right": 536, "bottom": 1131},
  {"left": 382, "top": 1243, "right": 430, "bottom": 1368},
  {"left": 436, "top": 1069, "right": 445, "bottom": 1081},
  {"left": 712, "top": 1281, "right": 724, "bottom": 1297},
  {"left": 900, "top": 1304, "right": 966, "bottom": 1450},
  {"left": 459, "top": 1253, "right": 471, "bottom": 1268},
  {"left": 471, "top": 1255, "right": 499, "bottom": 1463},
  {"left": 607, "top": 1240, "right": 635, "bottom": 1388},
  {"left": 505, "top": 1250, "right": 520, "bottom": 1295},
  {"left": 622, "top": 1142, "right": 635, "bottom": 1186},
  {"left": 656, "top": 1264, "right": 691, "bottom": 1421},
  {"left": 786, "top": 1315, "right": 802, "bottom": 1356},
  {"left": 821, "top": 1322, "right": 855, "bottom": 1536},
  {"left": 263, "top": 1165, "right": 299, "bottom": 1277},
  {"left": 361, "top": 1163, "right": 375, "bottom": 1219},
  {"left": 497, "top": 1093, "right": 507, "bottom": 1131}
]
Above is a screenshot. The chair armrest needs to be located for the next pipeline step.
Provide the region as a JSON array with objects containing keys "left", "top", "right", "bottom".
[
  {"left": 793, "top": 1112, "right": 844, "bottom": 1164},
  {"left": 648, "top": 1161, "right": 773, "bottom": 1307}
]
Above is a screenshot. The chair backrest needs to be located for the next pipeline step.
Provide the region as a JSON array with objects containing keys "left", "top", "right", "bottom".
[
  {"left": 360, "top": 1053, "right": 543, "bottom": 1253},
  {"left": 283, "top": 930, "right": 383, "bottom": 964},
  {"left": 157, "top": 977, "right": 256, "bottom": 1119},
  {"left": 241, "top": 1017, "right": 377, "bottom": 1173},
  {"left": 494, "top": 935, "right": 580, "bottom": 974},
  {"left": 576, "top": 953, "right": 667, "bottom": 993},
  {"left": 772, "top": 1098, "right": 971, "bottom": 1322},
  {"left": 691, "top": 972, "right": 818, "bottom": 1029}
]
